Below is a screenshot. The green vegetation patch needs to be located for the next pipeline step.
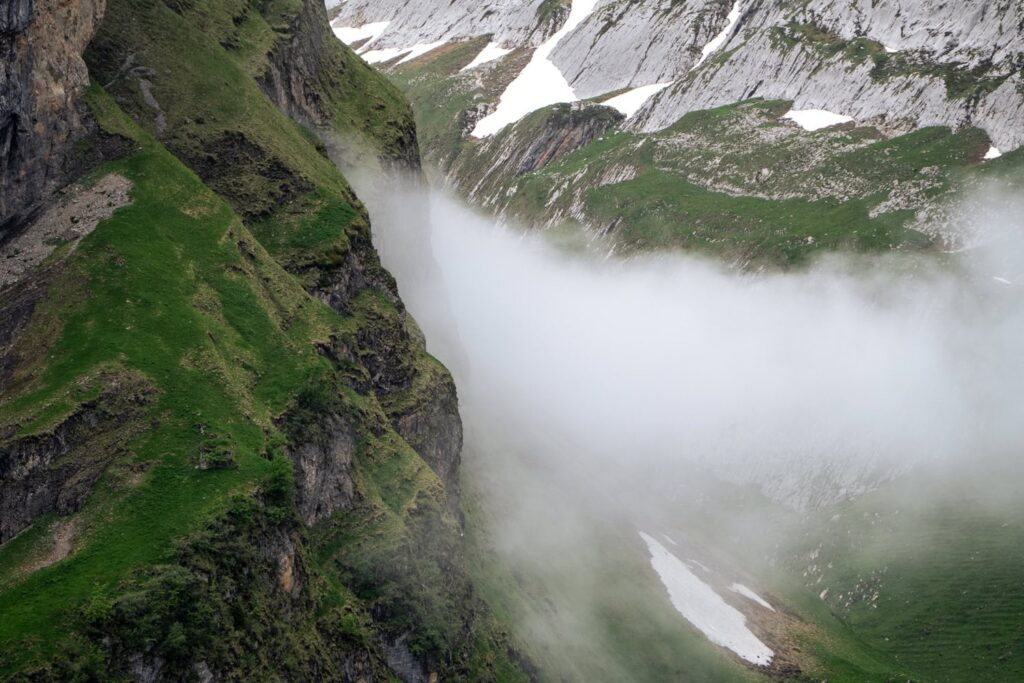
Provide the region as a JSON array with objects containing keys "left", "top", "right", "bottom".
[{"left": 0, "top": 85, "right": 334, "bottom": 672}]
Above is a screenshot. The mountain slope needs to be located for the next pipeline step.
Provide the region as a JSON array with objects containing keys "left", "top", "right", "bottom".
[
  {"left": 328, "top": 3, "right": 1024, "bottom": 682},
  {"left": 0, "top": 1, "right": 526, "bottom": 679}
]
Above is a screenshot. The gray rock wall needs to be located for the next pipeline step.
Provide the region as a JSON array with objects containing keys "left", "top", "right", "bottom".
[
  {"left": 0, "top": 0, "right": 106, "bottom": 234},
  {"left": 346, "top": 0, "right": 1024, "bottom": 149},
  {"left": 330, "top": 0, "right": 559, "bottom": 49},
  {"left": 549, "top": 0, "right": 730, "bottom": 98},
  {"left": 631, "top": 1, "right": 1024, "bottom": 150}
]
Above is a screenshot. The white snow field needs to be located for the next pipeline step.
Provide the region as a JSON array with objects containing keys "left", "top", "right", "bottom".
[
  {"left": 471, "top": 0, "right": 600, "bottom": 137},
  {"left": 783, "top": 108, "right": 854, "bottom": 131},
  {"left": 397, "top": 40, "right": 448, "bottom": 64},
  {"left": 360, "top": 47, "right": 410, "bottom": 64},
  {"left": 730, "top": 583, "right": 776, "bottom": 612},
  {"left": 330, "top": 21, "right": 390, "bottom": 47},
  {"left": 461, "top": 42, "right": 513, "bottom": 71},
  {"left": 639, "top": 532, "right": 774, "bottom": 666},
  {"left": 694, "top": 1, "right": 742, "bottom": 68},
  {"left": 602, "top": 83, "right": 672, "bottom": 118},
  {"left": 984, "top": 145, "right": 1003, "bottom": 160}
]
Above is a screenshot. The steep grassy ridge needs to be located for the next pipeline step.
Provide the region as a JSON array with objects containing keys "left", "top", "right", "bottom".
[{"left": 0, "top": 1, "right": 525, "bottom": 679}]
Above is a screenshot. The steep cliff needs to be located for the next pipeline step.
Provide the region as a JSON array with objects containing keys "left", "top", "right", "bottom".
[
  {"left": 331, "top": 0, "right": 560, "bottom": 50},
  {"left": 357, "top": 0, "right": 1023, "bottom": 263},
  {"left": 331, "top": 0, "right": 1024, "bottom": 150},
  {"left": 632, "top": 0, "right": 1024, "bottom": 152},
  {"left": 0, "top": 0, "right": 107, "bottom": 235},
  {"left": 0, "top": 1, "right": 524, "bottom": 680}
]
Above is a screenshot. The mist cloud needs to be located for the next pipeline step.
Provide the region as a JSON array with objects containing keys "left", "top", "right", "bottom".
[{"left": 377, "top": 188, "right": 1024, "bottom": 509}]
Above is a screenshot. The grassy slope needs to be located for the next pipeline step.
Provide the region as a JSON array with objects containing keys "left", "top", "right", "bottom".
[
  {"left": 784, "top": 470, "right": 1024, "bottom": 683},
  {"left": 460, "top": 442, "right": 922, "bottom": 683},
  {"left": 468, "top": 100, "right": 986, "bottom": 266},
  {"left": 460, "top": 459, "right": 764, "bottom": 683},
  {"left": 0, "top": 84, "right": 329, "bottom": 672},
  {"left": 0, "top": 1, "right": 523, "bottom": 678},
  {"left": 389, "top": 45, "right": 1014, "bottom": 266}
]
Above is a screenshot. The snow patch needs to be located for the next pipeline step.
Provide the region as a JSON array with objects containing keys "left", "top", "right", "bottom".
[
  {"left": 783, "top": 109, "right": 854, "bottom": 131},
  {"left": 730, "top": 583, "right": 776, "bottom": 612},
  {"left": 471, "top": 0, "right": 600, "bottom": 137},
  {"left": 640, "top": 532, "right": 774, "bottom": 666},
  {"left": 331, "top": 21, "right": 390, "bottom": 47},
  {"left": 397, "top": 40, "right": 448, "bottom": 64},
  {"left": 601, "top": 83, "right": 671, "bottom": 118},
  {"left": 984, "top": 145, "right": 1003, "bottom": 160},
  {"left": 360, "top": 47, "right": 410, "bottom": 64},
  {"left": 461, "top": 42, "right": 513, "bottom": 71},
  {"left": 694, "top": 1, "right": 742, "bottom": 68}
]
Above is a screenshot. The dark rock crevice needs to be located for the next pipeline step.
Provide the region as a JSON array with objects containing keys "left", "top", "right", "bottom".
[{"left": 0, "top": 376, "right": 154, "bottom": 545}]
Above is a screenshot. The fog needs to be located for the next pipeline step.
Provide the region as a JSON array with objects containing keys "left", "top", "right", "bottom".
[
  {"left": 362, "top": 179, "right": 1024, "bottom": 676},
  {"left": 373, "top": 187, "right": 1024, "bottom": 510}
]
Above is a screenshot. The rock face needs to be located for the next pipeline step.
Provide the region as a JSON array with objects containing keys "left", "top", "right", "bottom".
[
  {"left": 260, "top": 0, "right": 342, "bottom": 126},
  {"left": 259, "top": 0, "right": 419, "bottom": 170},
  {"left": 353, "top": 0, "right": 1024, "bottom": 149},
  {"left": 0, "top": 377, "right": 152, "bottom": 544},
  {"left": 285, "top": 414, "right": 357, "bottom": 526},
  {"left": 548, "top": 0, "right": 728, "bottom": 98},
  {"left": 0, "top": 0, "right": 106, "bottom": 235},
  {"left": 330, "top": 0, "right": 559, "bottom": 49},
  {"left": 449, "top": 101, "right": 624, "bottom": 211},
  {"left": 631, "top": 0, "right": 1024, "bottom": 151}
]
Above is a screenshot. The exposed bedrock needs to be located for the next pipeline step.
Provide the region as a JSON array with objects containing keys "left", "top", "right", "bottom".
[
  {"left": 450, "top": 101, "right": 624, "bottom": 209},
  {"left": 0, "top": 377, "right": 153, "bottom": 544},
  {"left": 330, "top": 0, "right": 561, "bottom": 49},
  {"left": 631, "top": 12, "right": 1024, "bottom": 151},
  {"left": 339, "top": 0, "right": 1024, "bottom": 149},
  {"left": 0, "top": 0, "right": 107, "bottom": 235}
]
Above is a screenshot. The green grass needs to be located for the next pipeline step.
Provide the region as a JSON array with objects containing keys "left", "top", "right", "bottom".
[
  {"left": 387, "top": 35, "right": 1006, "bottom": 266},
  {"left": 0, "top": 85, "right": 332, "bottom": 672},
  {"left": 0, "top": 2, "right": 528, "bottom": 678},
  {"left": 582, "top": 170, "right": 926, "bottom": 264},
  {"left": 785, "top": 471, "right": 1024, "bottom": 682},
  {"left": 439, "top": 97, "right": 1001, "bottom": 266}
]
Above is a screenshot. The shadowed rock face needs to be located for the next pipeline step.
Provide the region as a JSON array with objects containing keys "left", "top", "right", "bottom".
[
  {"left": 286, "top": 414, "right": 358, "bottom": 526},
  {"left": 0, "top": 377, "right": 153, "bottom": 544},
  {"left": 450, "top": 101, "right": 624, "bottom": 207},
  {"left": 0, "top": 0, "right": 106, "bottom": 235},
  {"left": 259, "top": 0, "right": 422, "bottom": 171}
]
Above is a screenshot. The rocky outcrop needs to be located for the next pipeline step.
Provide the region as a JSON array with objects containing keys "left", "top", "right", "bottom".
[
  {"left": 70, "top": 493, "right": 392, "bottom": 683},
  {"left": 549, "top": 0, "right": 728, "bottom": 98},
  {"left": 631, "top": 4, "right": 1024, "bottom": 150},
  {"left": 385, "top": 365, "right": 463, "bottom": 506},
  {"left": 259, "top": 0, "right": 422, "bottom": 170},
  {"left": 259, "top": 0, "right": 342, "bottom": 127},
  {"left": 448, "top": 101, "right": 623, "bottom": 211},
  {"left": 0, "top": 376, "right": 153, "bottom": 544},
  {"left": 360, "top": 0, "right": 1024, "bottom": 149},
  {"left": 0, "top": 0, "right": 107, "bottom": 235},
  {"left": 0, "top": 173, "right": 132, "bottom": 287},
  {"left": 283, "top": 413, "right": 357, "bottom": 526},
  {"left": 330, "top": 0, "right": 559, "bottom": 50}
]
